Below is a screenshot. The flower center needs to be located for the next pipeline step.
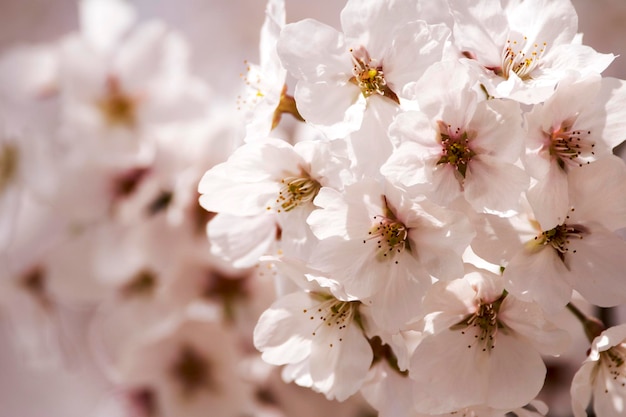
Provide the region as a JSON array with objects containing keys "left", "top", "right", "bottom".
[
  {"left": 452, "top": 294, "right": 506, "bottom": 353},
  {"left": 547, "top": 122, "right": 595, "bottom": 171},
  {"left": 600, "top": 345, "right": 626, "bottom": 393},
  {"left": 363, "top": 196, "right": 410, "bottom": 263},
  {"left": 533, "top": 217, "right": 587, "bottom": 261},
  {"left": 436, "top": 121, "right": 476, "bottom": 179},
  {"left": 121, "top": 269, "right": 158, "bottom": 298},
  {"left": 274, "top": 173, "right": 321, "bottom": 213},
  {"left": 499, "top": 36, "right": 547, "bottom": 80},
  {"left": 303, "top": 294, "right": 360, "bottom": 346},
  {"left": 170, "top": 345, "right": 214, "bottom": 396},
  {"left": 97, "top": 76, "right": 137, "bottom": 128},
  {"left": 0, "top": 143, "right": 18, "bottom": 194},
  {"left": 349, "top": 46, "right": 399, "bottom": 104}
]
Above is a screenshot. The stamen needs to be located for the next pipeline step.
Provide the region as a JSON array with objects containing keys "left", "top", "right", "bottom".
[
  {"left": 348, "top": 46, "right": 399, "bottom": 104},
  {"left": 97, "top": 76, "right": 137, "bottom": 128},
  {"left": 601, "top": 345, "right": 626, "bottom": 392},
  {"left": 303, "top": 294, "right": 359, "bottom": 342},
  {"left": 363, "top": 196, "right": 410, "bottom": 263},
  {"left": 273, "top": 173, "right": 321, "bottom": 213},
  {"left": 451, "top": 293, "right": 506, "bottom": 352},
  {"left": 498, "top": 37, "right": 547, "bottom": 80},
  {"left": 547, "top": 122, "right": 595, "bottom": 171},
  {"left": 436, "top": 121, "right": 476, "bottom": 180},
  {"left": 532, "top": 213, "right": 587, "bottom": 262}
]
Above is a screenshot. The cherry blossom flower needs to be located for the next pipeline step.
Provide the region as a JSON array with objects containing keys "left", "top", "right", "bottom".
[
  {"left": 198, "top": 138, "right": 348, "bottom": 264},
  {"left": 237, "top": 0, "right": 299, "bottom": 141},
  {"left": 524, "top": 73, "right": 626, "bottom": 229},
  {"left": 307, "top": 178, "right": 474, "bottom": 331},
  {"left": 383, "top": 60, "right": 528, "bottom": 215},
  {"left": 277, "top": 0, "right": 449, "bottom": 138},
  {"left": 450, "top": 0, "right": 614, "bottom": 104},
  {"left": 56, "top": 0, "right": 209, "bottom": 161},
  {"left": 116, "top": 304, "right": 254, "bottom": 417},
  {"left": 572, "top": 324, "right": 626, "bottom": 417},
  {"left": 409, "top": 266, "right": 569, "bottom": 414},
  {"left": 253, "top": 259, "right": 373, "bottom": 401},
  {"left": 511, "top": 156, "right": 626, "bottom": 311}
]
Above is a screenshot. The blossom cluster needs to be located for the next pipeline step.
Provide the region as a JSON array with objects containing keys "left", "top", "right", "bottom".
[{"left": 2, "top": 0, "right": 626, "bottom": 416}]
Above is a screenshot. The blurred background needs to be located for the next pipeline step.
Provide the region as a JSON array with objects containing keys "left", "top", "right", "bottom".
[{"left": 1, "top": 1, "right": 626, "bottom": 416}]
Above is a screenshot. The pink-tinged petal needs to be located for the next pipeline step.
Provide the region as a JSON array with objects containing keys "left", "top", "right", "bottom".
[
  {"left": 506, "top": 0, "right": 577, "bottom": 47},
  {"left": 470, "top": 212, "right": 529, "bottom": 266},
  {"left": 593, "top": 324, "right": 626, "bottom": 354},
  {"left": 408, "top": 201, "right": 473, "bottom": 280},
  {"left": 253, "top": 291, "right": 315, "bottom": 365},
  {"left": 360, "top": 362, "right": 416, "bottom": 417},
  {"left": 294, "top": 81, "right": 365, "bottom": 139},
  {"left": 566, "top": 225, "right": 626, "bottom": 307},
  {"left": 547, "top": 44, "right": 615, "bottom": 77},
  {"left": 366, "top": 257, "right": 431, "bottom": 332},
  {"left": 593, "top": 362, "right": 626, "bottom": 417},
  {"left": 259, "top": 0, "right": 285, "bottom": 70},
  {"left": 346, "top": 96, "right": 398, "bottom": 177},
  {"left": 307, "top": 187, "right": 352, "bottom": 240},
  {"left": 569, "top": 155, "right": 626, "bottom": 231},
  {"left": 429, "top": 164, "right": 463, "bottom": 207},
  {"left": 498, "top": 296, "right": 570, "bottom": 356},
  {"left": 198, "top": 173, "right": 279, "bottom": 216},
  {"left": 469, "top": 99, "right": 524, "bottom": 162},
  {"left": 411, "top": 328, "right": 490, "bottom": 413},
  {"left": 114, "top": 22, "right": 176, "bottom": 92},
  {"left": 340, "top": 0, "right": 420, "bottom": 51},
  {"left": 384, "top": 21, "right": 450, "bottom": 97},
  {"left": 526, "top": 163, "right": 569, "bottom": 231},
  {"left": 308, "top": 317, "right": 372, "bottom": 401},
  {"left": 277, "top": 19, "right": 350, "bottom": 82},
  {"left": 571, "top": 361, "right": 595, "bottom": 417},
  {"left": 595, "top": 78, "right": 626, "bottom": 150},
  {"left": 309, "top": 236, "right": 384, "bottom": 299},
  {"left": 380, "top": 143, "right": 430, "bottom": 188},
  {"left": 486, "top": 335, "right": 546, "bottom": 410},
  {"left": 388, "top": 110, "right": 439, "bottom": 150},
  {"left": 406, "top": 60, "right": 476, "bottom": 127},
  {"left": 79, "top": 0, "right": 136, "bottom": 52},
  {"left": 542, "top": 73, "right": 602, "bottom": 130},
  {"left": 422, "top": 279, "right": 477, "bottom": 323},
  {"left": 449, "top": 0, "right": 507, "bottom": 68},
  {"left": 503, "top": 245, "right": 572, "bottom": 313},
  {"left": 464, "top": 154, "right": 529, "bottom": 215}
]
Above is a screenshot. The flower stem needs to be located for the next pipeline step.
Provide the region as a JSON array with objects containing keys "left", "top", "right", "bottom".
[
  {"left": 272, "top": 86, "right": 305, "bottom": 129},
  {"left": 566, "top": 302, "right": 605, "bottom": 343}
]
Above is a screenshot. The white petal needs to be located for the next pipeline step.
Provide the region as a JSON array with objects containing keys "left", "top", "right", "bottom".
[
  {"left": 464, "top": 154, "right": 529, "bottom": 215},
  {"left": 503, "top": 246, "right": 573, "bottom": 313},
  {"left": 207, "top": 213, "right": 277, "bottom": 268},
  {"left": 411, "top": 329, "right": 490, "bottom": 413},
  {"left": 294, "top": 81, "right": 365, "bottom": 139},
  {"left": 253, "top": 291, "right": 315, "bottom": 365},
  {"left": 308, "top": 316, "right": 372, "bottom": 401},
  {"left": 79, "top": 0, "right": 136, "bottom": 51},
  {"left": 277, "top": 19, "right": 349, "bottom": 82},
  {"left": 567, "top": 225, "right": 626, "bottom": 307},
  {"left": 486, "top": 335, "right": 546, "bottom": 410},
  {"left": 498, "top": 296, "right": 571, "bottom": 356},
  {"left": 526, "top": 163, "right": 569, "bottom": 230},
  {"left": 571, "top": 361, "right": 595, "bottom": 417}
]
